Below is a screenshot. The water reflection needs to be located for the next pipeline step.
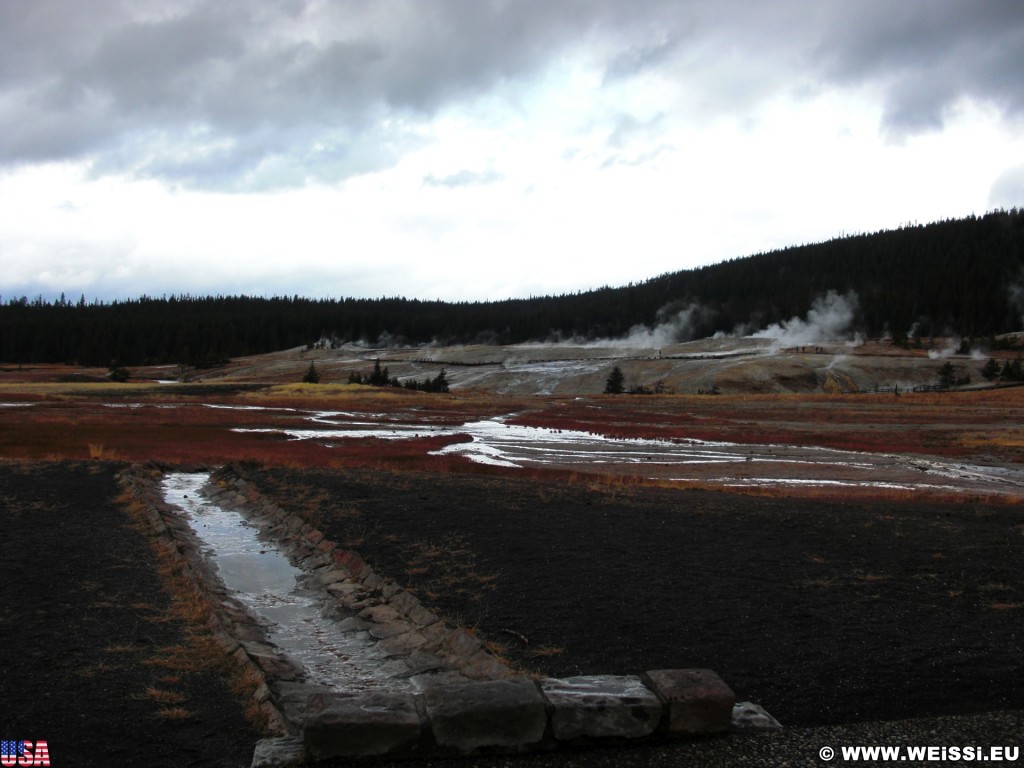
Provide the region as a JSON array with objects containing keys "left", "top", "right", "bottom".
[
  {"left": 231, "top": 412, "right": 1024, "bottom": 498},
  {"left": 162, "top": 472, "right": 411, "bottom": 692}
]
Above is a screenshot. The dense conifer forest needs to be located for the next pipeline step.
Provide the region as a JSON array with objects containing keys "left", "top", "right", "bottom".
[{"left": 2, "top": 209, "right": 1022, "bottom": 366}]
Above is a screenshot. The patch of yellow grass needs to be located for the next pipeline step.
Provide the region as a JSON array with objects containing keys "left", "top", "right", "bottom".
[
  {"left": 960, "top": 429, "right": 1024, "bottom": 450},
  {"left": 250, "top": 382, "right": 361, "bottom": 398},
  {"left": 88, "top": 442, "right": 121, "bottom": 460},
  {"left": 141, "top": 643, "right": 217, "bottom": 673}
]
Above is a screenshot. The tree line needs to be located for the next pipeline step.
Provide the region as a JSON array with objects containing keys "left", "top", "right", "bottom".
[
  {"left": 2, "top": 208, "right": 1023, "bottom": 366},
  {"left": 345, "top": 359, "right": 450, "bottom": 393}
]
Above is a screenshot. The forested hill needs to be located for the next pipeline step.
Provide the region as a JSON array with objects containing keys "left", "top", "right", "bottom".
[{"left": 3, "top": 208, "right": 1023, "bottom": 366}]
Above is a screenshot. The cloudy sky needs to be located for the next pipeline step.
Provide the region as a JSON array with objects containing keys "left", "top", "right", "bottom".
[{"left": 2, "top": 0, "right": 1023, "bottom": 303}]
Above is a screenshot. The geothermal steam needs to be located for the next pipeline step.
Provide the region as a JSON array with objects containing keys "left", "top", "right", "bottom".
[{"left": 751, "top": 290, "right": 860, "bottom": 350}]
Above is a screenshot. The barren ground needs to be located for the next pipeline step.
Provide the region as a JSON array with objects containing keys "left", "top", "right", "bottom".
[{"left": 1, "top": 338, "right": 1022, "bottom": 766}]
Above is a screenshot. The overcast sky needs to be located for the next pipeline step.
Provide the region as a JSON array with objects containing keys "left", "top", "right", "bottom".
[{"left": 2, "top": 0, "right": 1023, "bottom": 303}]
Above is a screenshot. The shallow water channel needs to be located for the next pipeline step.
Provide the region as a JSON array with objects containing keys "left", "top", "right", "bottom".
[
  {"left": 162, "top": 472, "right": 411, "bottom": 693},
  {"left": 234, "top": 411, "right": 1024, "bottom": 497}
]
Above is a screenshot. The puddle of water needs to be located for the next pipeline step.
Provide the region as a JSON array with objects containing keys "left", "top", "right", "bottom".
[
  {"left": 228, "top": 411, "right": 1024, "bottom": 497},
  {"left": 162, "top": 472, "right": 410, "bottom": 693},
  {"left": 202, "top": 403, "right": 299, "bottom": 413},
  {"left": 718, "top": 478, "right": 961, "bottom": 493}
]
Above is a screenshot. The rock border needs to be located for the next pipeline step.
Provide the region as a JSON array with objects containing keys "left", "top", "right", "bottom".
[
  {"left": 201, "top": 466, "right": 515, "bottom": 688},
  {"left": 118, "top": 463, "right": 779, "bottom": 767}
]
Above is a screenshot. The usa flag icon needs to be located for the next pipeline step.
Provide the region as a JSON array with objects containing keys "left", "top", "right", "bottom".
[
  {"left": 1, "top": 740, "right": 48, "bottom": 766},
  {"left": 0, "top": 743, "right": 21, "bottom": 759}
]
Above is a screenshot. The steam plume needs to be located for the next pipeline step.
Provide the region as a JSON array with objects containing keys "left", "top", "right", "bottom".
[
  {"left": 614, "top": 303, "right": 704, "bottom": 348},
  {"left": 751, "top": 290, "right": 860, "bottom": 350}
]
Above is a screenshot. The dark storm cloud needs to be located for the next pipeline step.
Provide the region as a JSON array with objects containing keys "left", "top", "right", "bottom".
[
  {"left": 0, "top": 0, "right": 612, "bottom": 186},
  {"left": 1, "top": 0, "right": 1021, "bottom": 188},
  {"left": 811, "top": 1, "right": 1024, "bottom": 135},
  {"left": 603, "top": 37, "right": 681, "bottom": 83}
]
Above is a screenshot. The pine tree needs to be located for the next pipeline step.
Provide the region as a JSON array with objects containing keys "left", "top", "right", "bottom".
[
  {"left": 604, "top": 365, "right": 625, "bottom": 394},
  {"left": 981, "top": 358, "right": 1000, "bottom": 381},
  {"left": 937, "top": 362, "right": 956, "bottom": 389},
  {"left": 108, "top": 359, "right": 130, "bottom": 382},
  {"left": 368, "top": 358, "right": 388, "bottom": 386},
  {"left": 302, "top": 360, "right": 321, "bottom": 384}
]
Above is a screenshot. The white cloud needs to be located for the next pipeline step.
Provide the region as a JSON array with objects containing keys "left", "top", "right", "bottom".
[{"left": 1, "top": 1, "right": 1023, "bottom": 302}]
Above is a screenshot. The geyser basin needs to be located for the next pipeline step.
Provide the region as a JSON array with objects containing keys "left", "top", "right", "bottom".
[
  {"left": 162, "top": 472, "right": 412, "bottom": 693},
  {"left": 235, "top": 412, "right": 1024, "bottom": 499}
]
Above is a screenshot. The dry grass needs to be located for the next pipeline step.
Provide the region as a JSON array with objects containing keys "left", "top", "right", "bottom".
[
  {"left": 3, "top": 378, "right": 1021, "bottom": 506},
  {"left": 104, "top": 642, "right": 140, "bottom": 654},
  {"left": 117, "top": 480, "right": 273, "bottom": 734},
  {"left": 88, "top": 442, "right": 121, "bottom": 460},
  {"left": 482, "top": 639, "right": 512, "bottom": 665},
  {"left": 855, "top": 572, "right": 891, "bottom": 583},
  {"left": 154, "top": 707, "right": 194, "bottom": 721},
  {"left": 141, "top": 642, "right": 219, "bottom": 673},
  {"left": 139, "top": 687, "right": 188, "bottom": 705},
  {"left": 399, "top": 534, "right": 500, "bottom": 602},
  {"left": 75, "top": 663, "right": 116, "bottom": 678},
  {"left": 980, "top": 583, "right": 1013, "bottom": 592},
  {"left": 529, "top": 646, "right": 566, "bottom": 658}
]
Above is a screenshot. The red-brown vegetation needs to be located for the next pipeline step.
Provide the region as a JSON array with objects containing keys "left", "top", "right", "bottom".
[{"left": 1, "top": 375, "right": 1021, "bottom": 503}]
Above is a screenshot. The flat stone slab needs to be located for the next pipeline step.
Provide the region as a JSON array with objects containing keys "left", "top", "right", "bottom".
[
  {"left": 422, "top": 679, "right": 548, "bottom": 754},
  {"left": 732, "top": 701, "right": 783, "bottom": 730},
  {"left": 541, "top": 675, "right": 662, "bottom": 740},
  {"left": 303, "top": 691, "right": 422, "bottom": 760},
  {"left": 250, "top": 736, "right": 305, "bottom": 768},
  {"left": 642, "top": 669, "right": 735, "bottom": 735}
]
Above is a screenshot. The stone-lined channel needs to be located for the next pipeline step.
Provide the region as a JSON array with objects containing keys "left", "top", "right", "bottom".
[
  {"left": 162, "top": 472, "right": 411, "bottom": 693},
  {"left": 122, "top": 466, "right": 779, "bottom": 765}
]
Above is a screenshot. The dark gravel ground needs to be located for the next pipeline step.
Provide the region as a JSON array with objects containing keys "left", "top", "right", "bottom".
[
  {"left": 246, "top": 465, "right": 1024, "bottom": 728},
  {"left": 0, "top": 461, "right": 261, "bottom": 768},
  {"left": 3, "top": 459, "right": 1022, "bottom": 767}
]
